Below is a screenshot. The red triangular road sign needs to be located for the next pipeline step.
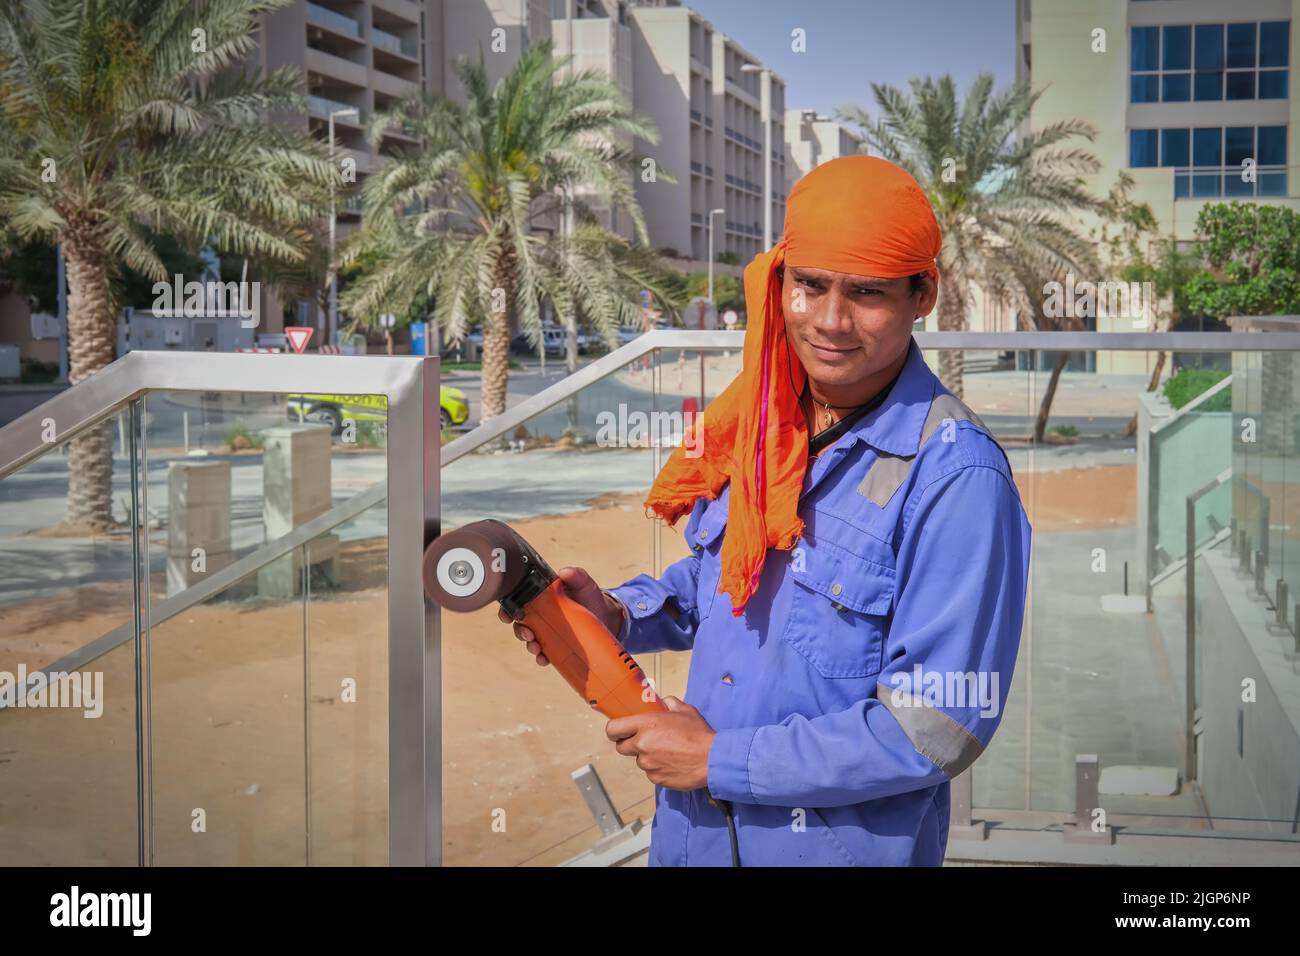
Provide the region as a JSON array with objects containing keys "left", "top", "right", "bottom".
[{"left": 285, "top": 327, "right": 314, "bottom": 353}]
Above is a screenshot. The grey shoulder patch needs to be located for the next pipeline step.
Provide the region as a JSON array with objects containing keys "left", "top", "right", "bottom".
[
  {"left": 876, "top": 680, "right": 985, "bottom": 778},
  {"left": 856, "top": 390, "right": 988, "bottom": 509},
  {"left": 857, "top": 453, "right": 912, "bottom": 507}
]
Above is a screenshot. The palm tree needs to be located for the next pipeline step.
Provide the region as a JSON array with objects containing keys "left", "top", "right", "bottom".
[
  {"left": 341, "top": 40, "right": 681, "bottom": 423},
  {"left": 840, "top": 74, "right": 1107, "bottom": 400},
  {"left": 0, "top": 0, "right": 336, "bottom": 530}
]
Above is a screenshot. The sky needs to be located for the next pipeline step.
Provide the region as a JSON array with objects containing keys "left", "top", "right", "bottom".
[{"left": 681, "top": 0, "right": 1017, "bottom": 119}]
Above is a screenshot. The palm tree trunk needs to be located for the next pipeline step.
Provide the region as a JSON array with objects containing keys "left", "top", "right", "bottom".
[
  {"left": 936, "top": 273, "right": 965, "bottom": 399},
  {"left": 1032, "top": 351, "right": 1071, "bottom": 443},
  {"left": 61, "top": 226, "right": 118, "bottom": 530},
  {"left": 481, "top": 249, "right": 516, "bottom": 423}
]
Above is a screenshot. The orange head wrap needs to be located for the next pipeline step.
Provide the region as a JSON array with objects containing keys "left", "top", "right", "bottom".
[{"left": 643, "top": 155, "right": 942, "bottom": 617}]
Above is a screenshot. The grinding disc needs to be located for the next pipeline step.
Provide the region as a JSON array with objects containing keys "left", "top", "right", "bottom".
[{"left": 422, "top": 519, "right": 530, "bottom": 612}]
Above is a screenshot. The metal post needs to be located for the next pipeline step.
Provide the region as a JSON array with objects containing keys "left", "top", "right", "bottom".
[
  {"left": 697, "top": 300, "right": 706, "bottom": 412},
  {"left": 1075, "top": 754, "right": 1100, "bottom": 830},
  {"left": 707, "top": 208, "right": 724, "bottom": 301},
  {"left": 1260, "top": 496, "right": 1271, "bottom": 568},
  {"left": 760, "top": 70, "right": 772, "bottom": 249},
  {"left": 1255, "top": 549, "right": 1265, "bottom": 594},
  {"left": 1277, "top": 580, "right": 1288, "bottom": 627},
  {"left": 1185, "top": 495, "right": 1197, "bottom": 781}
]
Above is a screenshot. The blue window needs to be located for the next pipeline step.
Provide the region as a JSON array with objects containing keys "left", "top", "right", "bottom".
[
  {"left": 1132, "top": 26, "right": 1159, "bottom": 70},
  {"left": 1163, "top": 25, "right": 1191, "bottom": 69},
  {"left": 1195, "top": 24, "right": 1224, "bottom": 69},
  {"left": 1161, "top": 128, "right": 1189, "bottom": 167},
  {"left": 1258, "top": 126, "right": 1286, "bottom": 165},
  {"left": 1131, "top": 74, "right": 1159, "bottom": 102},
  {"left": 1135, "top": 21, "right": 1287, "bottom": 104},
  {"left": 1193, "top": 127, "right": 1221, "bottom": 166},
  {"left": 1227, "top": 22, "right": 1257, "bottom": 68},
  {"left": 1224, "top": 127, "right": 1254, "bottom": 166},
  {"left": 1259, "top": 69, "right": 1288, "bottom": 98},
  {"left": 1130, "top": 128, "right": 1159, "bottom": 167},
  {"left": 1162, "top": 73, "right": 1190, "bottom": 101},
  {"left": 1260, "top": 21, "right": 1289, "bottom": 67},
  {"left": 1226, "top": 71, "right": 1256, "bottom": 99},
  {"left": 1192, "top": 171, "right": 1221, "bottom": 197},
  {"left": 1195, "top": 70, "right": 1222, "bottom": 100}
]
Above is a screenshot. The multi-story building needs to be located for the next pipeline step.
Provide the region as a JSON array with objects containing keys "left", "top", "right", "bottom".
[
  {"left": 260, "top": 1, "right": 441, "bottom": 217},
  {"left": 441, "top": 0, "right": 552, "bottom": 91},
  {"left": 1019, "top": 0, "right": 1297, "bottom": 250},
  {"left": 784, "top": 109, "right": 863, "bottom": 188},
  {"left": 1015, "top": 0, "right": 1297, "bottom": 371},
  {"left": 251, "top": 0, "right": 444, "bottom": 333},
  {"left": 551, "top": 1, "right": 636, "bottom": 239},
  {"left": 627, "top": 1, "right": 786, "bottom": 262}
]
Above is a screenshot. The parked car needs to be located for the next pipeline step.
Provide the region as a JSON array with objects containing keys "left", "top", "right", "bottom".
[{"left": 287, "top": 386, "right": 469, "bottom": 433}]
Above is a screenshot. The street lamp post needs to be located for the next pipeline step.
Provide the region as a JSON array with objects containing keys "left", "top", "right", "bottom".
[
  {"left": 328, "top": 107, "right": 359, "bottom": 346},
  {"left": 707, "top": 207, "right": 725, "bottom": 303},
  {"left": 740, "top": 64, "right": 772, "bottom": 250}
]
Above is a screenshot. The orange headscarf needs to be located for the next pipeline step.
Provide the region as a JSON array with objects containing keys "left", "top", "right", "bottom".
[{"left": 643, "top": 156, "right": 942, "bottom": 617}]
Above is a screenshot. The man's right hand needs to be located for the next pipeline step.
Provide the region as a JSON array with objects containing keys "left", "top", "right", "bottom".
[{"left": 498, "top": 566, "right": 625, "bottom": 667}]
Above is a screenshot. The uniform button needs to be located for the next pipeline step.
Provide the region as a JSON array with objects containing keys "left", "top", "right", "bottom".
[
  {"left": 721, "top": 673, "right": 734, "bottom": 685},
  {"left": 831, "top": 582, "right": 843, "bottom": 596},
  {"left": 698, "top": 528, "right": 708, "bottom": 540},
  {"left": 635, "top": 600, "right": 647, "bottom": 610}
]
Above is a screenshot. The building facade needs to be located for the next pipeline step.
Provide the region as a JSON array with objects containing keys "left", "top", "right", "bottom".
[
  {"left": 627, "top": 1, "right": 786, "bottom": 262},
  {"left": 784, "top": 109, "right": 863, "bottom": 187},
  {"left": 1019, "top": 0, "right": 1297, "bottom": 252}
]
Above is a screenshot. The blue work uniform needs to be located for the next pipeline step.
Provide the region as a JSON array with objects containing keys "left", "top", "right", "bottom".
[{"left": 608, "top": 336, "right": 1032, "bottom": 866}]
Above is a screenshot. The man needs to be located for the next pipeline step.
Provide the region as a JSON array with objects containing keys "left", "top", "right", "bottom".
[{"left": 505, "top": 155, "right": 1031, "bottom": 866}]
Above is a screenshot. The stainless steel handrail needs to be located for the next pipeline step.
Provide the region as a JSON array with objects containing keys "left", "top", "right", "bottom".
[
  {"left": 0, "top": 350, "right": 427, "bottom": 478},
  {"left": 441, "top": 329, "right": 1300, "bottom": 465}
]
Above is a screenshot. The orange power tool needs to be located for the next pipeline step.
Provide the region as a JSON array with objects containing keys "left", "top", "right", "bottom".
[{"left": 422, "top": 519, "right": 667, "bottom": 720}]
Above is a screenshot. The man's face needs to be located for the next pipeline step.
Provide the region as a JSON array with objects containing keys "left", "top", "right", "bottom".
[{"left": 781, "top": 265, "right": 937, "bottom": 388}]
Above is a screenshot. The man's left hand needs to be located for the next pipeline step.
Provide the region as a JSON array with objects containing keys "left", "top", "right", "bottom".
[{"left": 606, "top": 697, "right": 716, "bottom": 791}]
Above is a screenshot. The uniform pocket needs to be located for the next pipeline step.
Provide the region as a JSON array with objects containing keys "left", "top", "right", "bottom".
[{"left": 784, "top": 537, "right": 893, "bottom": 679}]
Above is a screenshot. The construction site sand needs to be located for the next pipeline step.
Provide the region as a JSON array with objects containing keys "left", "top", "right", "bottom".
[{"left": 0, "top": 464, "right": 1134, "bottom": 866}]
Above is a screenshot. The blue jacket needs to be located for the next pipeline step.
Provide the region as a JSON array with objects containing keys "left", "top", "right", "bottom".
[{"left": 608, "top": 337, "right": 1032, "bottom": 866}]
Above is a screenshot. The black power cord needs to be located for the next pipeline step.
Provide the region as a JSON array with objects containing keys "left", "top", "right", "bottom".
[{"left": 715, "top": 798, "right": 741, "bottom": 867}]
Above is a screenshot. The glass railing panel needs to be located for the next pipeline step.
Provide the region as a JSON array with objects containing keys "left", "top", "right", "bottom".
[
  {"left": 438, "top": 352, "right": 662, "bottom": 866},
  {"left": 140, "top": 388, "right": 389, "bottom": 864},
  {"left": 146, "top": 558, "right": 307, "bottom": 865},
  {"left": 1023, "top": 346, "right": 1186, "bottom": 818},
  {"left": 925, "top": 347, "right": 1035, "bottom": 813},
  {"left": 303, "top": 502, "right": 389, "bottom": 865},
  {"left": 0, "top": 406, "right": 141, "bottom": 864}
]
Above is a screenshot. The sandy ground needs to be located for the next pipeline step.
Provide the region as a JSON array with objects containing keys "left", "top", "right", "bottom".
[{"left": 0, "top": 463, "right": 1134, "bottom": 866}]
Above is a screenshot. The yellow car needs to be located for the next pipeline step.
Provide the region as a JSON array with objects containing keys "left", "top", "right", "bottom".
[{"left": 287, "top": 386, "right": 470, "bottom": 434}]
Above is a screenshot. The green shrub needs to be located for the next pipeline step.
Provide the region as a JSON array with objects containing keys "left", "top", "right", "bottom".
[
  {"left": 1163, "top": 368, "right": 1231, "bottom": 411},
  {"left": 223, "top": 418, "right": 263, "bottom": 451},
  {"left": 1047, "top": 423, "right": 1079, "bottom": 437}
]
